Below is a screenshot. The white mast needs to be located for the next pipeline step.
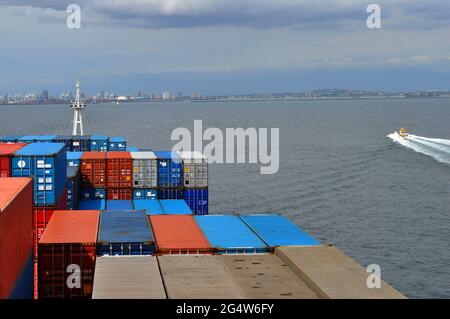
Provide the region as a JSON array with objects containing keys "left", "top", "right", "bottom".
[{"left": 71, "top": 80, "right": 86, "bottom": 136}]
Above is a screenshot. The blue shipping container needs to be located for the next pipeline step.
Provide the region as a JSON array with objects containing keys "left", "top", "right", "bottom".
[
  {"left": 106, "top": 200, "right": 134, "bottom": 211},
  {"left": 54, "top": 135, "right": 73, "bottom": 152},
  {"left": 158, "top": 188, "right": 183, "bottom": 200},
  {"left": 239, "top": 214, "right": 320, "bottom": 247},
  {"left": 109, "top": 137, "right": 127, "bottom": 151},
  {"left": 159, "top": 200, "right": 192, "bottom": 215},
  {"left": 0, "top": 135, "right": 22, "bottom": 143},
  {"left": 155, "top": 151, "right": 183, "bottom": 187},
  {"left": 12, "top": 143, "right": 66, "bottom": 206},
  {"left": 194, "top": 215, "right": 269, "bottom": 254},
  {"left": 133, "top": 188, "right": 158, "bottom": 200},
  {"left": 90, "top": 135, "right": 109, "bottom": 152},
  {"left": 184, "top": 189, "right": 208, "bottom": 215},
  {"left": 71, "top": 135, "right": 91, "bottom": 152},
  {"left": 78, "top": 199, "right": 106, "bottom": 210},
  {"left": 67, "top": 151, "right": 83, "bottom": 167},
  {"left": 66, "top": 166, "right": 80, "bottom": 210},
  {"left": 8, "top": 253, "right": 33, "bottom": 299},
  {"left": 17, "top": 135, "right": 40, "bottom": 143},
  {"left": 133, "top": 200, "right": 164, "bottom": 215},
  {"left": 97, "top": 210, "right": 155, "bottom": 255},
  {"left": 80, "top": 188, "right": 106, "bottom": 200},
  {"left": 35, "top": 135, "right": 57, "bottom": 142}
]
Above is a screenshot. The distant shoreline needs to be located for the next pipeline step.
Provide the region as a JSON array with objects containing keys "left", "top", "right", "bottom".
[{"left": 1, "top": 95, "right": 450, "bottom": 106}]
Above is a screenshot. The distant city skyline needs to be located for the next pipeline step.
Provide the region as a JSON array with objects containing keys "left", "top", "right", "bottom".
[{"left": 0, "top": 1, "right": 449, "bottom": 94}]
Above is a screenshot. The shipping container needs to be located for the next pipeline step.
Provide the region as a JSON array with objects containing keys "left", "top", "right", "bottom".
[
  {"left": 71, "top": 135, "right": 91, "bottom": 152},
  {"left": 66, "top": 166, "right": 80, "bottom": 210},
  {"left": 90, "top": 135, "right": 108, "bottom": 152},
  {"left": 78, "top": 199, "right": 106, "bottom": 210},
  {"left": 159, "top": 200, "right": 192, "bottom": 215},
  {"left": 38, "top": 210, "right": 99, "bottom": 299},
  {"left": 92, "top": 256, "right": 166, "bottom": 299},
  {"left": 0, "top": 135, "right": 22, "bottom": 143},
  {"left": 80, "top": 152, "right": 106, "bottom": 188},
  {"left": 133, "top": 188, "right": 158, "bottom": 200},
  {"left": 150, "top": 215, "right": 212, "bottom": 254},
  {"left": 178, "top": 151, "right": 208, "bottom": 188},
  {"left": 67, "top": 151, "right": 83, "bottom": 167},
  {"left": 0, "top": 178, "right": 33, "bottom": 299},
  {"left": 53, "top": 135, "right": 72, "bottom": 152},
  {"left": 126, "top": 147, "right": 139, "bottom": 152},
  {"left": 106, "top": 151, "right": 132, "bottom": 188},
  {"left": 109, "top": 137, "right": 126, "bottom": 151},
  {"left": 8, "top": 253, "right": 34, "bottom": 299},
  {"left": 17, "top": 135, "right": 39, "bottom": 143},
  {"left": 133, "top": 200, "right": 163, "bottom": 215},
  {"left": 158, "top": 255, "right": 244, "bottom": 299},
  {"left": 0, "top": 143, "right": 26, "bottom": 177},
  {"left": 184, "top": 189, "right": 208, "bottom": 215},
  {"left": 131, "top": 151, "right": 158, "bottom": 188},
  {"left": 155, "top": 151, "right": 183, "bottom": 187},
  {"left": 239, "top": 214, "right": 320, "bottom": 247},
  {"left": 158, "top": 188, "right": 183, "bottom": 200},
  {"left": 35, "top": 135, "right": 57, "bottom": 143},
  {"left": 221, "top": 254, "right": 318, "bottom": 299},
  {"left": 194, "top": 215, "right": 269, "bottom": 254},
  {"left": 33, "top": 208, "right": 54, "bottom": 258},
  {"left": 12, "top": 143, "right": 67, "bottom": 207},
  {"left": 80, "top": 188, "right": 106, "bottom": 200},
  {"left": 105, "top": 200, "right": 134, "bottom": 211},
  {"left": 97, "top": 210, "right": 155, "bottom": 255},
  {"left": 107, "top": 188, "right": 132, "bottom": 200},
  {"left": 275, "top": 245, "right": 406, "bottom": 299}
]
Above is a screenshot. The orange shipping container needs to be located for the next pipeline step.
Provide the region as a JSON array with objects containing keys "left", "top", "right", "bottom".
[
  {"left": 149, "top": 215, "right": 213, "bottom": 255},
  {"left": 0, "top": 177, "right": 33, "bottom": 299},
  {"left": 80, "top": 152, "right": 106, "bottom": 188},
  {"left": 106, "top": 152, "right": 132, "bottom": 188},
  {"left": 38, "top": 210, "right": 99, "bottom": 299}
]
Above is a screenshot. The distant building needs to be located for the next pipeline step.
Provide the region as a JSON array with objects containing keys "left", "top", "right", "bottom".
[{"left": 162, "top": 91, "right": 171, "bottom": 100}]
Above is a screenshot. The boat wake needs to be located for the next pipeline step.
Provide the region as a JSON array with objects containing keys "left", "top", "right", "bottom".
[{"left": 387, "top": 132, "right": 450, "bottom": 165}]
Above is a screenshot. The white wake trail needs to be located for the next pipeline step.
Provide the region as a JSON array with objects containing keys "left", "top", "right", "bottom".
[{"left": 387, "top": 132, "right": 450, "bottom": 165}]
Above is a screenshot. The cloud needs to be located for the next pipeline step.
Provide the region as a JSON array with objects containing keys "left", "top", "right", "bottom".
[{"left": 1, "top": 0, "right": 449, "bottom": 29}]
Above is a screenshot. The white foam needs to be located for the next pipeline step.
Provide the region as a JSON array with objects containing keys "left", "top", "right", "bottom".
[{"left": 387, "top": 132, "right": 450, "bottom": 165}]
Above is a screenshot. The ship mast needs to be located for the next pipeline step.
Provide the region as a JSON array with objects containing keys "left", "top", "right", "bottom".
[{"left": 71, "top": 80, "right": 86, "bottom": 136}]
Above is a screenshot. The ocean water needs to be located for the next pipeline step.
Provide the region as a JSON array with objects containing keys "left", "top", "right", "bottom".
[{"left": 1, "top": 98, "right": 450, "bottom": 298}]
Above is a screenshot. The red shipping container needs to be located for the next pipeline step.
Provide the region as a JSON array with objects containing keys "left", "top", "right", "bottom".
[
  {"left": 107, "top": 188, "right": 132, "bottom": 200},
  {"left": 0, "top": 143, "right": 26, "bottom": 177},
  {"left": 106, "top": 152, "right": 132, "bottom": 188},
  {"left": 80, "top": 152, "right": 106, "bottom": 188},
  {"left": 0, "top": 177, "right": 33, "bottom": 299},
  {"left": 149, "top": 215, "right": 213, "bottom": 255},
  {"left": 38, "top": 210, "right": 99, "bottom": 299}
]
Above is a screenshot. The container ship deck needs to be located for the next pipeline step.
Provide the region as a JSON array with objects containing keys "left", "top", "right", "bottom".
[{"left": 0, "top": 134, "right": 406, "bottom": 299}]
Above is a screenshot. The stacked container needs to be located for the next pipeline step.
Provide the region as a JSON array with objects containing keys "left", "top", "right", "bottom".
[
  {"left": 97, "top": 210, "right": 155, "bottom": 255},
  {"left": 90, "top": 135, "right": 108, "bottom": 152},
  {"left": 178, "top": 151, "right": 208, "bottom": 215},
  {"left": 0, "top": 135, "right": 22, "bottom": 143},
  {"left": 131, "top": 151, "right": 157, "bottom": 201},
  {"left": 108, "top": 137, "right": 127, "bottom": 151},
  {"left": 155, "top": 151, "right": 183, "bottom": 188},
  {"left": 0, "top": 143, "right": 26, "bottom": 177},
  {"left": 0, "top": 178, "right": 33, "bottom": 299},
  {"left": 12, "top": 143, "right": 67, "bottom": 207},
  {"left": 67, "top": 152, "right": 83, "bottom": 167},
  {"left": 53, "top": 135, "right": 73, "bottom": 152},
  {"left": 71, "top": 135, "right": 91, "bottom": 152},
  {"left": 106, "top": 152, "right": 132, "bottom": 200},
  {"left": 80, "top": 151, "right": 107, "bottom": 195},
  {"left": 38, "top": 210, "right": 99, "bottom": 299},
  {"left": 66, "top": 166, "right": 80, "bottom": 210}
]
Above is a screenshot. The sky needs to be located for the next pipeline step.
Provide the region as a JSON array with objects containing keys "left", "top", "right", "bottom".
[{"left": 0, "top": 0, "right": 449, "bottom": 95}]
